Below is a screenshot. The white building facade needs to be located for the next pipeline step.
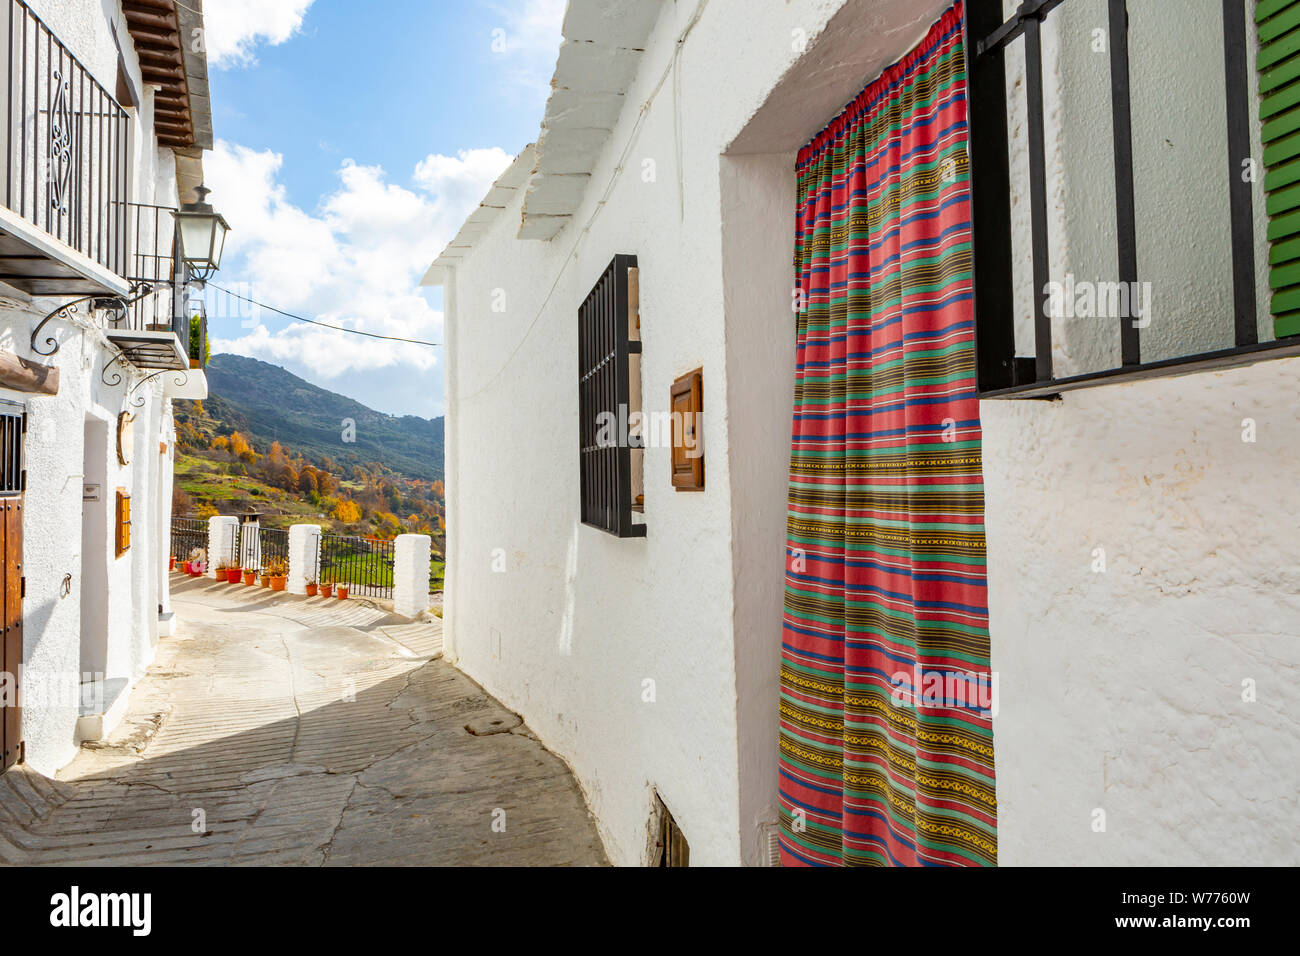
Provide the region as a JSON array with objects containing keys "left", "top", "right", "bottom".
[
  {"left": 0, "top": 0, "right": 212, "bottom": 775},
  {"left": 428, "top": 0, "right": 1299, "bottom": 865}
]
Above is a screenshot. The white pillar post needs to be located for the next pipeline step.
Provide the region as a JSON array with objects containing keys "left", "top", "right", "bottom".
[
  {"left": 394, "top": 534, "right": 431, "bottom": 619},
  {"left": 289, "top": 524, "right": 321, "bottom": 595},
  {"left": 207, "top": 515, "right": 237, "bottom": 579}
]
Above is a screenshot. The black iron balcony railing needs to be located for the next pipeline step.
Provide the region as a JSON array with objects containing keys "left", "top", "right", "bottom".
[{"left": 1, "top": 0, "right": 130, "bottom": 283}]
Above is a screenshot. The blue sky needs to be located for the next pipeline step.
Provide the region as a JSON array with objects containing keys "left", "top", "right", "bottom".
[{"left": 201, "top": 0, "right": 564, "bottom": 420}]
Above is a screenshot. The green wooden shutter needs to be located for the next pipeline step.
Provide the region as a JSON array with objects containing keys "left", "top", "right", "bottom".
[{"left": 1259, "top": 0, "right": 1300, "bottom": 337}]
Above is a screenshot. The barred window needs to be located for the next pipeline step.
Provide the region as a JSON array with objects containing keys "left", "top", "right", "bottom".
[
  {"left": 0, "top": 400, "right": 25, "bottom": 497},
  {"left": 578, "top": 255, "right": 645, "bottom": 538}
]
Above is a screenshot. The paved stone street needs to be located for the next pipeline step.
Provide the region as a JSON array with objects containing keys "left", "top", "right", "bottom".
[{"left": 0, "top": 575, "right": 607, "bottom": 866}]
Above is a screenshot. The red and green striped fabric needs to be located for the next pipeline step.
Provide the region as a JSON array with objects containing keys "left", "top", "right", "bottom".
[{"left": 778, "top": 1, "right": 997, "bottom": 867}]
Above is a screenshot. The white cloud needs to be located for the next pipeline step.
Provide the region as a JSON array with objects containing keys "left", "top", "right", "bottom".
[
  {"left": 205, "top": 140, "right": 513, "bottom": 381},
  {"left": 203, "top": 0, "right": 316, "bottom": 68},
  {"left": 485, "top": 0, "right": 565, "bottom": 103}
]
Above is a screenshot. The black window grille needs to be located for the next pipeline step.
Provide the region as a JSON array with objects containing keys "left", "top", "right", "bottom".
[
  {"left": 0, "top": 401, "right": 25, "bottom": 497},
  {"left": 967, "top": 0, "right": 1300, "bottom": 399},
  {"left": 578, "top": 254, "right": 645, "bottom": 538}
]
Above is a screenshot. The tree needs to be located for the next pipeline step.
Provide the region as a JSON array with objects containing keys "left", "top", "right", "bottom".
[
  {"left": 332, "top": 499, "right": 362, "bottom": 523},
  {"left": 298, "top": 467, "right": 320, "bottom": 495}
]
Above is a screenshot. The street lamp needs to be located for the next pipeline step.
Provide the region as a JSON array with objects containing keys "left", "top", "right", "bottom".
[{"left": 174, "top": 184, "right": 230, "bottom": 282}]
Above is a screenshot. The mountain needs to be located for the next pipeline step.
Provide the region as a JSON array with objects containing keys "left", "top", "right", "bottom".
[{"left": 197, "top": 354, "right": 444, "bottom": 481}]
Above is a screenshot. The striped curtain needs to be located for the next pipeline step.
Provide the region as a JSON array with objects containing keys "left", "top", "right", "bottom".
[{"left": 778, "top": 2, "right": 997, "bottom": 867}]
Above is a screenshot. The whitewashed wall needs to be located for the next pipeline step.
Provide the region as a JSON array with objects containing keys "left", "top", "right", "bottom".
[{"left": 4, "top": 0, "right": 183, "bottom": 773}]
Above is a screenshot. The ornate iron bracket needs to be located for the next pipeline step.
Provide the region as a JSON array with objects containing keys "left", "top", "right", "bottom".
[
  {"left": 124, "top": 368, "right": 190, "bottom": 408},
  {"left": 31, "top": 282, "right": 154, "bottom": 358}
]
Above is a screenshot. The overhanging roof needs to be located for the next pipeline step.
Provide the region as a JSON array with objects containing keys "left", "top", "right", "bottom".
[
  {"left": 123, "top": 0, "right": 213, "bottom": 151},
  {"left": 519, "top": 0, "right": 665, "bottom": 240}
]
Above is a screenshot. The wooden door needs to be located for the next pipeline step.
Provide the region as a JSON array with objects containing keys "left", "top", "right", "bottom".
[{"left": 1, "top": 498, "right": 22, "bottom": 771}]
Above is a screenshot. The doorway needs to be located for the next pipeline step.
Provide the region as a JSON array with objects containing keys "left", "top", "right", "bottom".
[{"left": 80, "top": 417, "right": 109, "bottom": 679}]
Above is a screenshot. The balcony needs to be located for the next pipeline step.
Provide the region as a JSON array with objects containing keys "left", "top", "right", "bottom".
[
  {"left": 0, "top": 0, "right": 212, "bottom": 377},
  {"left": 0, "top": 0, "right": 132, "bottom": 298}
]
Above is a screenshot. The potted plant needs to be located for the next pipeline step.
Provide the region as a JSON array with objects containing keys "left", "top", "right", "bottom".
[
  {"left": 320, "top": 574, "right": 334, "bottom": 599},
  {"left": 243, "top": 567, "right": 257, "bottom": 586},
  {"left": 170, "top": 555, "right": 176, "bottom": 572},
  {"left": 260, "top": 570, "right": 272, "bottom": 588},
  {"left": 304, "top": 575, "right": 318, "bottom": 597},
  {"left": 336, "top": 580, "right": 349, "bottom": 600},
  {"left": 267, "top": 556, "right": 289, "bottom": 592},
  {"left": 225, "top": 561, "right": 243, "bottom": 584}
]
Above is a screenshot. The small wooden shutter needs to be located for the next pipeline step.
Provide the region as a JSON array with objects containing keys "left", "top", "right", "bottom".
[
  {"left": 115, "top": 489, "right": 131, "bottom": 556},
  {"left": 1, "top": 499, "right": 22, "bottom": 771},
  {"left": 669, "top": 369, "right": 704, "bottom": 491},
  {"left": 1258, "top": 0, "right": 1300, "bottom": 337}
]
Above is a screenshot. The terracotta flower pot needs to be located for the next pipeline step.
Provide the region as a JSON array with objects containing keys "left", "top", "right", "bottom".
[
  {"left": 226, "top": 567, "right": 242, "bottom": 584},
  {"left": 305, "top": 583, "right": 318, "bottom": 597},
  {"left": 336, "top": 585, "right": 349, "bottom": 600},
  {"left": 270, "top": 575, "right": 287, "bottom": 592},
  {"left": 320, "top": 583, "right": 334, "bottom": 598},
  {"left": 170, "top": 556, "right": 176, "bottom": 571},
  {"left": 260, "top": 574, "right": 271, "bottom": 588},
  {"left": 243, "top": 570, "right": 256, "bottom": 586},
  {"left": 182, "top": 561, "right": 191, "bottom": 574}
]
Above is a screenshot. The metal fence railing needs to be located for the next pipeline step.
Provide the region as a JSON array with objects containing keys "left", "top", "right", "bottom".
[
  {"left": 257, "top": 527, "right": 289, "bottom": 575},
  {"left": 170, "top": 516, "right": 207, "bottom": 564},
  {"left": 318, "top": 533, "right": 395, "bottom": 598}
]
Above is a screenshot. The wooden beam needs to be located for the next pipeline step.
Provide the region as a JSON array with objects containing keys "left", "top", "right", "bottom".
[
  {"left": 0, "top": 352, "right": 59, "bottom": 395},
  {"left": 141, "top": 65, "right": 184, "bottom": 82},
  {"left": 123, "top": 9, "right": 178, "bottom": 32},
  {"left": 139, "top": 49, "right": 184, "bottom": 67},
  {"left": 124, "top": 0, "right": 177, "bottom": 13}
]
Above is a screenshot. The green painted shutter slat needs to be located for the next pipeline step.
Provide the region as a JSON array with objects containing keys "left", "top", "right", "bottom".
[
  {"left": 1271, "top": 286, "right": 1300, "bottom": 314},
  {"left": 1268, "top": 207, "right": 1300, "bottom": 240},
  {"left": 1259, "top": 51, "right": 1300, "bottom": 94},
  {"left": 1275, "top": 310, "right": 1300, "bottom": 337},
  {"left": 1269, "top": 234, "right": 1300, "bottom": 265},
  {"left": 1259, "top": 28, "right": 1300, "bottom": 71},
  {"left": 1265, "top": 156, "right": 1300, "bottom": 192},
  {"left": 1260, "top": 0, "right": 1294, "bottom": 23},
  {"left": 1263, "top": 103, "right": 1300, "bottom": 142},
  {"left": 1263, "top": 126, "right": 1300, "bottom": 166},
  {"left": 1260, "top": 0, "right": 1300, "bottom": 338},
  {"left": 1260, "top": 1, "right": 1300, "bottom": 41},
  {"left": 1270, "top": 260, "right": 1300, "bottom": 289},
  {"left": 1260, "top": 80, "right": 1300, "bottom": 120},
  {"left": 1267, "top": 180, "right": 1300, "bottom": 215}
]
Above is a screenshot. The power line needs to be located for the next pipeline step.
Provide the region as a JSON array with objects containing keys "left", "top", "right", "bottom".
[{"left": 207, "top": 282, "right": 442, "bottom": 348}]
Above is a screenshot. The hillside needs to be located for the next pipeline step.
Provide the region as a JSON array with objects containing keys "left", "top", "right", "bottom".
[
  {"left": 172, "top": 356, "right": 446, "bottom": 560},
  {"left": 200, "top": 353, "right": 444, "bottom": 481}
]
